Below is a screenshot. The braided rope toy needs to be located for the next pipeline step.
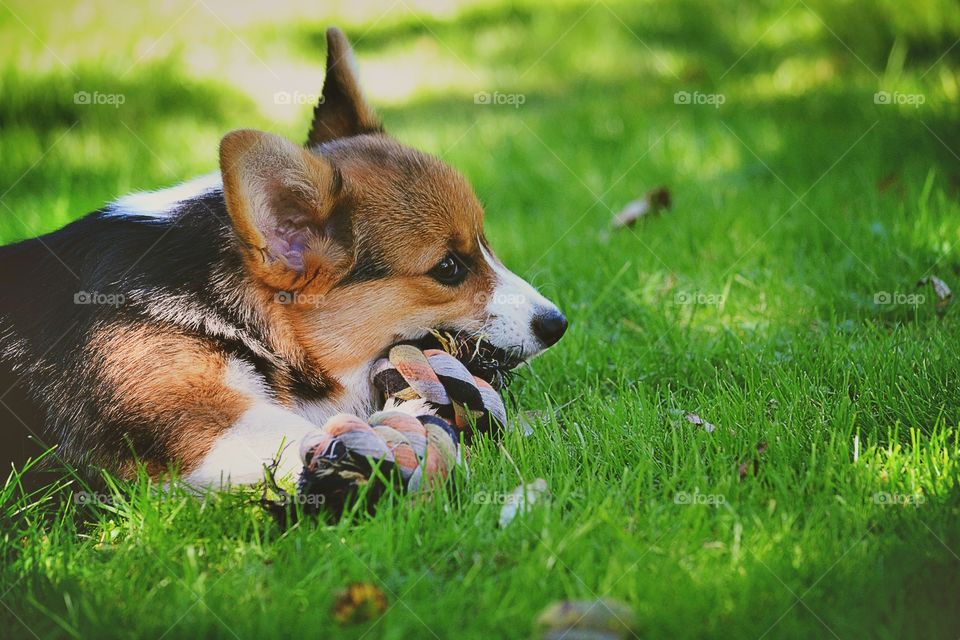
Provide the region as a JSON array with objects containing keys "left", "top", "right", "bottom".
[{"left": 292, "top": 335, "right": 511, "bottom": 519}]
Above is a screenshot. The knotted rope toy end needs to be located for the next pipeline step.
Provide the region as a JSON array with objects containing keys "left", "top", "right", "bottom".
[{"left": 292, "top": 332, "right": 514, "bottom": 520}]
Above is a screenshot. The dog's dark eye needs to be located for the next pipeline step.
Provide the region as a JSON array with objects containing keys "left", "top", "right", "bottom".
[{"left": 429, "top": 253, "right": 467, "bottom": 286}]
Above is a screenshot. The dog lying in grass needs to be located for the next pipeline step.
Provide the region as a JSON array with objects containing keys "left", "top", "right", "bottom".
[{"left": 0, "top": 28, "right": 567, "bottom": 486}]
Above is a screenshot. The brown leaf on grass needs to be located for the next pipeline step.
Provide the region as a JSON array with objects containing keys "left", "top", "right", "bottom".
[
  {"left": 612, "top": 187, "right": 671, "bottom": 228},
  {"left": 332, "top": 582, "right": 388, "bottom": 624},
  {"left": 876, "top": 173, "right": 904, "bottom": 198},
  {"left": 949, "top": 172, "right": 960, "bottom": 197},
  {"left": 916, "top": 276, "right": 953, "bottom": 310},
  {"left": 537, "top": 599, "right": 637, "bottom": 640},
  {"left": 685, "top": 412, "right": 716, "bottom": 433},
  {"left": 738, "top": 441, "right": 768, "bottom": 479}
]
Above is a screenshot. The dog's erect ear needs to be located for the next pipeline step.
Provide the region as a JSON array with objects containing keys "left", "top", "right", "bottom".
[
  {"left": 306, "top": 27, "right": 382, "bottom": 147},
  {"left": 220, "top": 129, "right": 353, "bottom": 292}
]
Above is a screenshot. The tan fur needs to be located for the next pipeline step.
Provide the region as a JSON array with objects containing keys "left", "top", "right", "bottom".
[
  {"left": 220, "top": 130, "right": 354, "bottom": 294},
  {"left": 307, "top": 28, "right": 382, "bottom": 146},
  {"left": 90, "top": 324, "right": 250, "bottom": 477},
  {"left": 297, "top": 277, "right": 490, "bottom": 377},
  {"left": 213, "top": 28, "right": 503, "bottom": 392},
  {"left": 220, "top": 132, "right": 498, "bottom": 382}
]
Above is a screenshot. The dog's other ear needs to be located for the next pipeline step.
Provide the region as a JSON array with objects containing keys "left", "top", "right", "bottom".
[
  {"left": 220, "top": 129, "right": 353, "bottom": 292},
  {"left": 306, "top": 27, "right": 382, "bottom": 147}
]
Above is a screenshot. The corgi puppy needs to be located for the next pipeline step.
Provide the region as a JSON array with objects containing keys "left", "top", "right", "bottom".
[{"left": 0, "top": 28, "right": 567, "bottom": 486}]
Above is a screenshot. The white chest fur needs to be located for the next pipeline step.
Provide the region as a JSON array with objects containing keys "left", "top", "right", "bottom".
[
  {"left": 292, "top": 366, "right": 377, "bottom": 427},
  {"left": 183, "top": 358, "right": 376, "bottom": 488}
]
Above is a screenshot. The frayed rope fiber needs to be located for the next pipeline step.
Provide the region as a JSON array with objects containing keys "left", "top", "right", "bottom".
[{"left": 295, "top": 339, "right": 509, "bottom": 518}]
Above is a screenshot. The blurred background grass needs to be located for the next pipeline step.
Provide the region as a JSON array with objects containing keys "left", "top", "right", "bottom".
[{"left": 2, "top": 0, "right": 958, "bottom": 232}]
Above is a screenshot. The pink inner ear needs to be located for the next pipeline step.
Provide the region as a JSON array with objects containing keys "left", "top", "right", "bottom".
[{"left": 267, "top": 226, "right": 312, "bottom": 272}]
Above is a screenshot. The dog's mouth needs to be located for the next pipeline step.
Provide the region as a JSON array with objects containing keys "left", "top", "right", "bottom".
[{"left": 408, "top": 329, "right": 523, "bottom": 390}]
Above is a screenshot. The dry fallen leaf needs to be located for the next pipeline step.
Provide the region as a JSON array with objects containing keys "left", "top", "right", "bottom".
[
  {"left": 875, "top": 173, "right": 904, "bottom": 198},
  {"left": 332, "top": 582, "right": 388, "bottom": 624},
  {"left": 536, "top": 598, "right": 637, "bottom": 640},
  {"left": 612, "top": 187, "right": 671, "bottom": 228},
  {"left": 738, "top": 441, "right": 768, "bottom": 479},
  {"left": 949, "top": 172, "right": 960, "bottom": 197},
  {"left": 499, "top": 478, "right": 549, "bottom": 528},
  {"left": 917, "top": 276, "right": 953, "bottom": 310},
  {"left": 685, "top": 412, "right": 716, "bottom": 433}
]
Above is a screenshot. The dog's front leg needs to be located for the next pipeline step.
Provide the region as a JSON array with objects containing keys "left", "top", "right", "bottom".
[{"left": 183, "top": 402, "right": 319, "bottom": 488}]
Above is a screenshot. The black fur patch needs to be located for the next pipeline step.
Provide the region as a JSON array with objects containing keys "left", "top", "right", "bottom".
[{"left": 336, "top": 248, "right": 390, "bottom": 286}]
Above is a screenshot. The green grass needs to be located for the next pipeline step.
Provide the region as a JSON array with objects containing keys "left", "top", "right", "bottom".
[{"left": 2, "top": 0, "right": 960, "bottom": 638}]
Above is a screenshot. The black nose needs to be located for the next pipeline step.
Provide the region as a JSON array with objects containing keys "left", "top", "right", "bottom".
[{"left": 531, "top": 309, "right": 568, "bottom": 347}]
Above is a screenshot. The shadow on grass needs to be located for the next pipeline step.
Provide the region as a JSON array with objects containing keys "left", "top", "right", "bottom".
[
  {"left": 0, "top": 59, "right": 256, "bottom": 240},
  {"left": 0, "top": 60, "right": 247, "bottom": 132},
  {"left": 311, "top": 0, "right": 958, "bottom": 74},
  {"left": 289, "top": 0, "right": 960, "bottom": 180},
  {"left": 3, "top": 0, "right": 958, "bottom": 215}
]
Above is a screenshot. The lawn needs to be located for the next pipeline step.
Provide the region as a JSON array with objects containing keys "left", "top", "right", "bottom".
[{"left": 2, "top": 0, "right": 960, "bottom": 638}]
